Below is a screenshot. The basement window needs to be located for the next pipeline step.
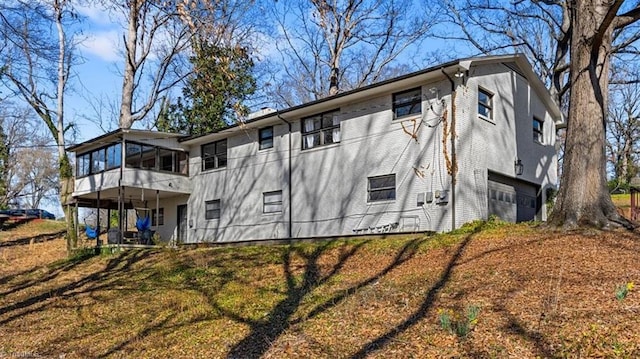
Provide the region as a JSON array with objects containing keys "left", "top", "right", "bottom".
[{"left": 368, "top": 174, "right": 396, "bottom": 202}]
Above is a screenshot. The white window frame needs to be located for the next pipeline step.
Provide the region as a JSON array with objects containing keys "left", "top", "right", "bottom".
[
  {"left": 368, "top": 174, "right": 396, "bottom": 202},
  {"left": 259, "top": 127, "right": 274, "bottom": 150},
  {"left": 478, "top": 87, "right": 493, "bottom": 120},
  {"left": 151, "top": 208, "right": 164, "bottom": 226},
  {"left": 393, "top": 87, "right": 422, "bottom": 120},
  {"left": 205, "top": 199, "right": 221, "bottom": 219},
  {"left": 302, "top": 110, "right": 340, "bottom": 150},
  {"left": 263, "top": 191, "right": 283, "bottom": 213},
  {"left": 202, "top": 140, "right": 227, "bottom": 171},
  {"left": 533, "top": 117, "right": 544, "bottom": 144}
]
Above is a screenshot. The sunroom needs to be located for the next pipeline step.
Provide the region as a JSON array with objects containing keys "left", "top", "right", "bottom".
[{"left": 67, "top": 129, "right": 192, "bottom": 245}]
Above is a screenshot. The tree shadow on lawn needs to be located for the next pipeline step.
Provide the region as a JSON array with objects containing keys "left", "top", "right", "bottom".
[
  {"left": 348, "top": 223, "right": 563, "bottom": 359},
  {"left": 218, "top": 237, "right": 427, "bottom": 359},
  {"left": 0, "top": 244, "right": 95, "bottom": 296},
  {"left": 0, "top": 249, "right": 154, "bottom": 327},
  {"left": 0, "top": 230, "right": 66, "bottom": 248},
  {"left": 3, "top": 225, "right": 582, "bottom": 357}
]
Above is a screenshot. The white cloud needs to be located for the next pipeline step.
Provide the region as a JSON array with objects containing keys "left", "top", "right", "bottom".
[
  {"left": 75, "top": 4, "right": 119, "bottom": 26},
  {"left": 79, "top": 30, "right": 121, "bottom": 62}
]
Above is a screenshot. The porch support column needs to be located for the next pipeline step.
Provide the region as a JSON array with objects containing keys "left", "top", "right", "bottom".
[
  {"left": 123, "top": 186, "right": 127, "bottom": 233},
  {"left": 118, "top": 186, "right": 123, "bottom": 244},
  {"left": 155, "top": 190, "right": 160, "bottom": 236},
  {"left": 74, "top": 201, "right": 79, "bottom": 241},
  {"left": 96, "top": 191, "right": 101, "bottom": 249}
]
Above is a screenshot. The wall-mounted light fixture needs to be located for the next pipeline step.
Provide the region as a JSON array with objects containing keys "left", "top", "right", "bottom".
[{"left": 514, "top": 159, "right": 524, "bottom": 176}]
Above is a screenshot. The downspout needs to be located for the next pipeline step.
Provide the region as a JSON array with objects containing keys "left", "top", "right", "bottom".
[
  {"left": 442, "top": 68, "right": 458, "bottom": 232},
  {"left": 277, "top": 112, "right": 293, "bottom": 239}
]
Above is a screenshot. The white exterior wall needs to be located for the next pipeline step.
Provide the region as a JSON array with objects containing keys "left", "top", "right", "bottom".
[
  {"left": 187, "top": 81, "right": 459, "bottom": 242},
  {"left": 456, "top": 63, "right": 557, "bottom": 225},
  {"left": 151, "top": 194, "right": 189, "bottom": 242},
  {"left": 290, "top": 83, "right": 453, "bottom": 237},
  {"left": 188, "top": 125, "right": 290, "bottom": 243},
  {"left": 182, "top": 60, "right": 559, "bottom": 243}
]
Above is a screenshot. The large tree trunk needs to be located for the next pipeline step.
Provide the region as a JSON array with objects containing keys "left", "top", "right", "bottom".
[{"left": 549, "top": 1, "right": 627, "bottom": 228}]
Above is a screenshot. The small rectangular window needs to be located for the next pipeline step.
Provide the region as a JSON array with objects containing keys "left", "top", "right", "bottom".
[
  {"left": 151, "top": 208, "right": 164, "bottom": 226},
  {"left": 368, "top": 174, "right": 396, "bottom": 202},
  {"left": 393, "top": 87, "right": 422, "bottom": 119},
  {"left": 302, "top": 110, "right": 340, "bottom": 150},
  {"left": 202, "top": 140, "right": 227, "bottom": 170},
  {"left": 205, "top": 199, "right": 221, "bottom": 219},
  {"left": 263, "top": 190, "right": 283, "bottom": 213},
  {"left": 478, "top": 88, "right": 493, "bottom": 120},
  {"left": 259, "top": 127, "right": 274, "bottom": 150},
  {"left": 533, "top": 117, "right": 544, "bottom": 143}
]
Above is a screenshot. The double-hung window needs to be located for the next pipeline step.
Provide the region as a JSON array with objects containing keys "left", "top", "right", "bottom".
[
  {"left": 302, "top": 110, "right": 340, "bottom": 150},
  {"left": 533, "top": 117, "right": 544, "bottom": 143},
  {"left": 263, "top": 191, "right": 283, "bottom": 213},
  {"left": 205, "top": 199, "right": 221, "bottom": 219},
  {"left": 393, "top": 87, "right": 422, "bottom": 119},
  {"left": 202, "top": 140, "right": 227, "bottom": 170},
  {"left": 478, "top": 88, "right": 493, "bottom": 120},
  {"left": 368, "top": 174, "right": 396, "bottom": 202},
  {"left": 151, "top": 208, "right": 164, "bottom": 226},
  {"left": 259, "top": 127, "right": 274, "bottom": 150}
]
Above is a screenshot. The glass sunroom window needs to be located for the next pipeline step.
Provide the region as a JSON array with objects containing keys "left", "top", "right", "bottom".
[
  {"left": 76, "top": 143, "right": 122, "bottom": 177},
  {"left": 106, "top": 143, "right": 121, "bottom": 169}
]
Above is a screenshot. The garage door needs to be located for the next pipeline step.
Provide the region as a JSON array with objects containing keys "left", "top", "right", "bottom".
[{"left": 488, "top": 172, "right": 539, "bottom": 223}]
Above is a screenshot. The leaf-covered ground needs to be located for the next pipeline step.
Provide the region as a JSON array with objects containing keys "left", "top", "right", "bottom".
[{"left": 1, "top": 220, "right": 639, "bottom": 358}]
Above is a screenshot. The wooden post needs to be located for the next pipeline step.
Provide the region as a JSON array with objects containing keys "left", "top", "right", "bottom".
[{"left": 96, "top": 191, "right": 101, "bottom": 249}]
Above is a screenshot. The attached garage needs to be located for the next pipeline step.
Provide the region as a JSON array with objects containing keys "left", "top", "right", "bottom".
[{"left": 488, "top": 172, "right": 539, "bottom": 223}]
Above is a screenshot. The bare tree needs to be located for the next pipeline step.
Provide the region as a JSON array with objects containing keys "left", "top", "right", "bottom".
[
  {"left": 437, "top": 0, "right": 571, "bottom": 105},
  {"left": 0, "top": 0, "right": 78, "bottom": 246},
  {"left": 15, "top": 147, "right": 59, "bottom": 209},
  {"left": 95, "top": 0, "right": 259, "bottom": 129},
  {"left": 607, "top": 82, "right": 640, "bottom": 188},
  {"left": 548, "top": 1, "right": 640, "bottom": 228},
  {"left": 0, "top": 105, "right": 57, "bottom": 209},
  {"left": 99, "top": 0, "right": 192, "bottom": 129},
  {"left": 438, "top": 0, "right": 640, "bottom": 228},
  {"left": 268, "top": 0, "right": 436, "bottom": 106},
  {"left": 0, "top": 106, "right": 35, "bottom": 208}
]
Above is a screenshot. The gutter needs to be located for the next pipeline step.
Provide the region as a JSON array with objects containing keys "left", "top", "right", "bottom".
[{"left": 277, "top": 112, "right": 294, "bottom": 239}]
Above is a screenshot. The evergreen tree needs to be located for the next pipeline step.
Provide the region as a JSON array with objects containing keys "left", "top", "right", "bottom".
[{"left": 158, "top": 42, "right": 256, "bottom": 136}]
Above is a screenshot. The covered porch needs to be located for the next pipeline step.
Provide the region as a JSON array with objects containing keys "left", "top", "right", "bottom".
[
  {"left": 66, "top": 129, "right": 193, "bottom": 247},
  {"left": 73, "top": 185, "right": 190, "bottom": 246}
]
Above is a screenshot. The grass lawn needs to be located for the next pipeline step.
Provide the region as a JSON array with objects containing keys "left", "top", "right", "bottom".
[{"left": 1, "top": 219, "right": 639, "bottom": 358}]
